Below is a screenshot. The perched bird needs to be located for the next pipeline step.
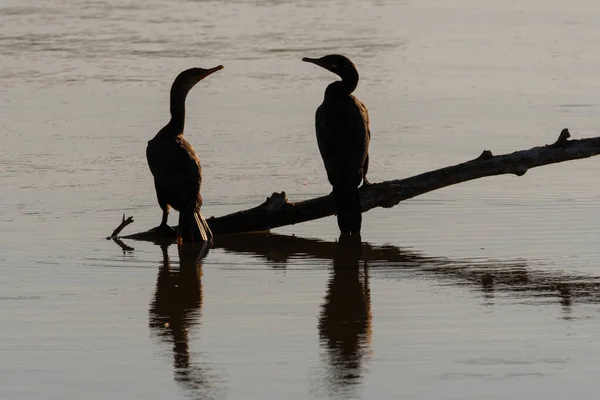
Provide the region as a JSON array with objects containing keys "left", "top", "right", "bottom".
[
  {"left": 146, "top": 66, "right": 223, "bottom": 244},
  {"left": 303, "top": 54, "right": 371, "bottom": 234}
]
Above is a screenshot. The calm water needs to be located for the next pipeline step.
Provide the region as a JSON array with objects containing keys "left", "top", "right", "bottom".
[{"left": 2, "top": 0, "right": 600, "bottom": 399}]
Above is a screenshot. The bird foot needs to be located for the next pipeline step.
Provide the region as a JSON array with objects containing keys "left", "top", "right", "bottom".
[{"left": 150, "top": 223, "right": 176, "bottom": 237}]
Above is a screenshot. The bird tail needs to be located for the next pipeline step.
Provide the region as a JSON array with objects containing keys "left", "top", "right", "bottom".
[
  {"left": 177, "top": 210, "right": 213, "bottom": 244},
  {"left": 333, "top": 186, "right": 362, "bottom": 234}
]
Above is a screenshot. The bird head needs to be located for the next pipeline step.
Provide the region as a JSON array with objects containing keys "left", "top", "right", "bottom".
[
  {"left": 172, "top": 65, "right": 224, "bottom": 94},
  {"left": 302, "top": 54, "right": 357, "bottom": 79}
]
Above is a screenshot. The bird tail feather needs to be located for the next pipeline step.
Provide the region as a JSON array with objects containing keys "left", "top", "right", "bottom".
[
  {"left": 333, "top": 186, "right": 362, "bottom": 234},
  {"left": 177, "top": 210, "right": 213, "bottom": 244}
]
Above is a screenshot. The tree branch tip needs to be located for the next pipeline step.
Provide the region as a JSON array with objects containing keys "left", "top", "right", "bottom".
[
  {"left": 109, "top": 214, "right": 136, "bottom": 239},
  {"left": 551, "top": 128, "right": 571, "bottom": 148},
  {"left": 119, "top": 214, "right": 134, "bottom": 224},
  {"left": 477, "top": 150, "right": 493, "bottom": 160},
  {"left": 264, "top": 191, "right": 289, "bottom": 209}
]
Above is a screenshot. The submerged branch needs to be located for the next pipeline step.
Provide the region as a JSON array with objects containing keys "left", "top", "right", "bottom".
[{"left": 119, "top": 128, "right": 600, "bottom": 238}]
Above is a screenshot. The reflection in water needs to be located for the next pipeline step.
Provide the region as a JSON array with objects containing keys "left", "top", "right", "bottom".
[
  {"left": 126, "top": 231, "right": 600, "bottom": 396},
  {"left": 318, "top": 234, "right": 371, "bottom": 396},
  {"left": 148, "top": 242, "right": 222, "bottom": 399},
  {"left": 213, "top": 233, "right": 600, "bottom": 318}
]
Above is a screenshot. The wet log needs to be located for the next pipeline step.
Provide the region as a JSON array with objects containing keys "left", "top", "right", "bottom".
[{"left": 120, "top": 128, "right": 600, "bottom": 239}]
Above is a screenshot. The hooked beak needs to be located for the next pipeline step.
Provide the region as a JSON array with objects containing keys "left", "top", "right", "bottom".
[
  {"left": 302, "top": 57, "right": 323, "bottom": 68},
  {"left": 199, "top": 65, "right": 224, "bottom": 79},
  {"left": 303, "top": 57, "right": 338, "bottom": 74}
]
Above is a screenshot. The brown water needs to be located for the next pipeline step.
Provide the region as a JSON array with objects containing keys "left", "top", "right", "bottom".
[{"left": 2, "top": 0, "right": 600, "bottom": 399}]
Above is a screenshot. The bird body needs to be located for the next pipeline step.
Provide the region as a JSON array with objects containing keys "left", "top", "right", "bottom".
[
  {"left": 147, "top": 132, "right": 203, "bottom": 214},
  {"left": 315, "top": 93, "right": 370, "bottom": 189},
  {"left": 146, "top": 66, "right": 223, "bottom": 243},
  {"left": 303, "top": 55, "right": 371, "bottom": 234}
]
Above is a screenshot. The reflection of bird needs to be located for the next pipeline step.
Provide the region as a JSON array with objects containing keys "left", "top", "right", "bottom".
[
  {"left": 303, "top": 54, "right": 371, "bottom": 234},
  {"left": 148, "top": 243, "right": 220, "bottom": 398},
  {"left": 146, "top": 66, "right": 223, "bottom": 244},
  {"left": 318, "top": 234, "right": 371, "bottom": 394}
]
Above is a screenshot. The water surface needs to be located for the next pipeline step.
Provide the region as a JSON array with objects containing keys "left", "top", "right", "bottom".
[{"left": 2, "top": 0, "right": 600, "bottom": 399}]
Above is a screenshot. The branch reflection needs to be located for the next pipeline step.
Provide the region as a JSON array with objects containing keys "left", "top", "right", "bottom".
[
  {"left": 209, "top": 232, "right": 600, "bottom": 393},
  {"left": 132, "top": 231, "right": 600, "bottom": 397},
  {"left": 148, "top": 242, "right": 222, "bottom": 399},
  {"left": 213, "top": 232, "right": 600, "bottom": 316}
]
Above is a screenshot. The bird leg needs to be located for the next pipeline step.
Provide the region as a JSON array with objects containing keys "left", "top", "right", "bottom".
[
  {"left": 360, "top": 171, "right": 371, "bottom": 187},
  {"left": 150, "top": 208, "right": 175, "bottom": 236},
  {"left": 160, "top": 208, "right": 169, "bottom": 227}
]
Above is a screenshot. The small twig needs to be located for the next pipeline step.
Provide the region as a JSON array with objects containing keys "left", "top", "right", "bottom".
[{"left": 107, "top": 214, "right": 135, "bottom": 239}]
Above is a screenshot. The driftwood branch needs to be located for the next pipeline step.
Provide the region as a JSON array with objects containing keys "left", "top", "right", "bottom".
[
  {"left": 106, "top": 214, "right": 136, "bottom": 251},
  {"left": 121, "top": 129, "right": 600, "bottom": 239},
  {"left": 107, "top": 214, "right": 135, "bottom": 239}
]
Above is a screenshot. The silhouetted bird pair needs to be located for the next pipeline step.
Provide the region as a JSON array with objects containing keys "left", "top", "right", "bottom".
[{"left": 146, "top": 55, "right": 370, "bottom": 244}]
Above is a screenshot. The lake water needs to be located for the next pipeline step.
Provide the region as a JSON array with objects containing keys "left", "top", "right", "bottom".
[{"left": 2, "top": 0, "right": 600, "bottom": 398}]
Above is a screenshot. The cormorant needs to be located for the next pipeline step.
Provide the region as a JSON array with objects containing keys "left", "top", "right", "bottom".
[
  {"left": 146, "top": 66, "right": 223, "bottom": 244},
  {"left": 302, "top": 54, "right": 371, "bottom": 235}
]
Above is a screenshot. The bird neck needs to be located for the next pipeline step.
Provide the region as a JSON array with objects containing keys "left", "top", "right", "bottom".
[
  {"left": 325, "top": 68, "right": 358, "bottom": 97},
  {"left": 167, "top": 87, "right": 189, "bottom": 136}
]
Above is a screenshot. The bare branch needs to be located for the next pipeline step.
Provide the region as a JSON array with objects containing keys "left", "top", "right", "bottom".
[
  {"left": 117, "top": 129, "right": 600, "bottom": 238},
  {"left": 107, "top": 214, "right": 135, "bottom": 239}
]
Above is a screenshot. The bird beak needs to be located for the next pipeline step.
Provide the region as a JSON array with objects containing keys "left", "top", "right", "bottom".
[
  {"left": 302, "top": 57, "right": 323, "bottom": 68},
  {"left": 303, "top": 57, "right": 338, "bottom": 73},
  {"left": 199, "top": 65, "right": 224, "bottom": 79}
]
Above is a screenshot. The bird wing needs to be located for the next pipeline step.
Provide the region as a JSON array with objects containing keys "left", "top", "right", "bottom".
[
  {"left": 146, "top": 136, "right": 203, "bottom": 211},
  {"left": 357, "top": 98, "right": 371, "bottom": 153},
  {"left": 315, "top": 96, "right": 370, "bottom": 188}
]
